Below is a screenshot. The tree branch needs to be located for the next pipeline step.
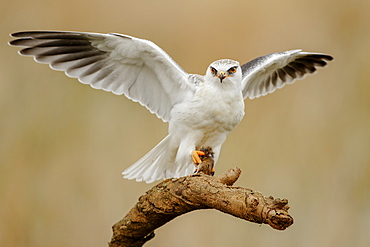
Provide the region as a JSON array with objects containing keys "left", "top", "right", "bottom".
[{"left": 109, "top": 167, "right": 293, "bottom": 247}]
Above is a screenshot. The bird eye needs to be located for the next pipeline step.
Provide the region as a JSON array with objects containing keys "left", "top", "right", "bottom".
[
  {"left": 228, "top": 66, "right": 237, "bottom": 74},
  {"left": 210, "top": 67, "right": 217, "bottom": 75}
]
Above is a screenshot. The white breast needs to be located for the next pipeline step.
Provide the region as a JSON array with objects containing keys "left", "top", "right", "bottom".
[
  {"left": 196, "top": 83, "right": 244, "bottom": 131},
  {"left": 169, "top": 81, "right": 244, "bottom": 148}
]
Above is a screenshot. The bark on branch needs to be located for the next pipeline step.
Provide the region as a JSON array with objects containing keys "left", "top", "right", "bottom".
[{"left": 109, "top": 166, "right": 293, "bottom": 247}]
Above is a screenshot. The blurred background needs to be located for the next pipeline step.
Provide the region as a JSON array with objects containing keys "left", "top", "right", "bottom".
[{"left": 1, "top": 0, "right": 369, "bottom": 246}]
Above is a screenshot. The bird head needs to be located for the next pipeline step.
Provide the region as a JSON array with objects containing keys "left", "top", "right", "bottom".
[{"left": 206, "top": 59, "right": 242, "bottom": 85}]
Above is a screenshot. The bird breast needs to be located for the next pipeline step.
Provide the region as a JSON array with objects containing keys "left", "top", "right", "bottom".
[
  {"left": 195, "top": 85, "right": 244, "bottom": 132},
  {"left": 170, "top": 83, "right": 245, "bottom": 139}
]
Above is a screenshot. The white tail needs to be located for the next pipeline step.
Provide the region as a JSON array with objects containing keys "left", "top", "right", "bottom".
[{"left": 122, "top": 135, "right": 195, "bottom": 183}]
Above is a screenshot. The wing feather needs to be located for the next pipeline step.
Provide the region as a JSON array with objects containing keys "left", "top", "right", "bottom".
[
  {"left": 9, "top": 31, "right": 197, "bottom": 121},
  {"left": 241, "top": 50, "right": 333, "bottom": 99}
]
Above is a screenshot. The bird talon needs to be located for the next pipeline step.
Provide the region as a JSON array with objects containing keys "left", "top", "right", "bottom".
[{"left": 192, "top": 150, "right": 205, "bottom": 164}]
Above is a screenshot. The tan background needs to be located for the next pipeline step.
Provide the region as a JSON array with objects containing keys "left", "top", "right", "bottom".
[{"left": 1, "top": 0, "right": 369, "bottom": 246}]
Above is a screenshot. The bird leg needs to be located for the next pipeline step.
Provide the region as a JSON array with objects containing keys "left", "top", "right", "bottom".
[
  {"left": 192, "top": 150, "right": 205, "bottom": 164},
  {"left": 192, "top": 147, "right": 215, "bottom": 176}
]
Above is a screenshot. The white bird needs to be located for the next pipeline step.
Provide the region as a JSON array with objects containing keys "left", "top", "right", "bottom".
[{"left": 9, "top": 31, "right": 333, "bottom": 183}]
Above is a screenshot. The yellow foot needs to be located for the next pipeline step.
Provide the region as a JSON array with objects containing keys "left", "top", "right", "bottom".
[{"left": 192, "top": 150, "right": 205, "bottom": 164}]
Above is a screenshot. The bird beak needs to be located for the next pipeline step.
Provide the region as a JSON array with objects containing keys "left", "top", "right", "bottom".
[{"left": 217, "top": 71, "right": 226, "bottom": 83}]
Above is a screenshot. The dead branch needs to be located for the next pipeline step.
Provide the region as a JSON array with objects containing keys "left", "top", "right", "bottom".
[{"left": 109, "top": 167, "right": 293, "bottom": 247}]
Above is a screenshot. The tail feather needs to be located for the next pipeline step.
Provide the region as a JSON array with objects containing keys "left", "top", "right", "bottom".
[
  {"left": 159, "top": 155, "right": 195, "bottom": 180},
  {"left": 123, "top": 135, "right": 193, "bottom": 183},
  {"left": 173, "top": 162, "right": 194, "bottom": 179},
  {"left": 124, "top": 152, "right": 162, "bottom": 180},
  {"left": 123, "top": 135, "right": 197, "bottom": 183}
]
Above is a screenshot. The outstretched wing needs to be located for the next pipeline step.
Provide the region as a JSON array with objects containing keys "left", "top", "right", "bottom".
[
  {"left": 9, "top": 31, "right": 196, "bottom": 122},
  {"left": 241, "top": 49, "right": 333, "bottom": 99}
]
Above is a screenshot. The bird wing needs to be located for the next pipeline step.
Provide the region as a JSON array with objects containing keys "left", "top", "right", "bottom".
[
  {"left": 241, "top": 49, "right": 333, "bottom": 100},
  {"left": 9, "top": 31, "right": 197, "bottom": 122}
]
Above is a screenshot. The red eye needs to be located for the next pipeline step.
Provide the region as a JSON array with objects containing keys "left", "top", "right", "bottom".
[
  {"left": 210, "top": 67, "right": 217, "bottom": 74},
  {"left": 228, "top": 67, "right": 237, "bottom": 74}
]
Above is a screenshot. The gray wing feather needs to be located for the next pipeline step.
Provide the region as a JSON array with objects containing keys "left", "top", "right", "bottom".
[
  {"left": 241, "top": 49, "right": 333, "bottom": 99},
  {"left": 9, "top": 31, "right": 196, "bottom": 121}
]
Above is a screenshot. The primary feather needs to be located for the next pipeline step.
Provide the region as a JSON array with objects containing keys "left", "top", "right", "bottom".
[
  {"left": 241, "top": 49, "right": 333, "bottom": 99},
  {"left": 10, "top": 31, "right": 196, "bottom": 122}
]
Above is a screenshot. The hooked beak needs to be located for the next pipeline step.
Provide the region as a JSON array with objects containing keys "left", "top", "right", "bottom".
[{"left": 217, "top": 71, "right": 226, "bottom": 83}]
